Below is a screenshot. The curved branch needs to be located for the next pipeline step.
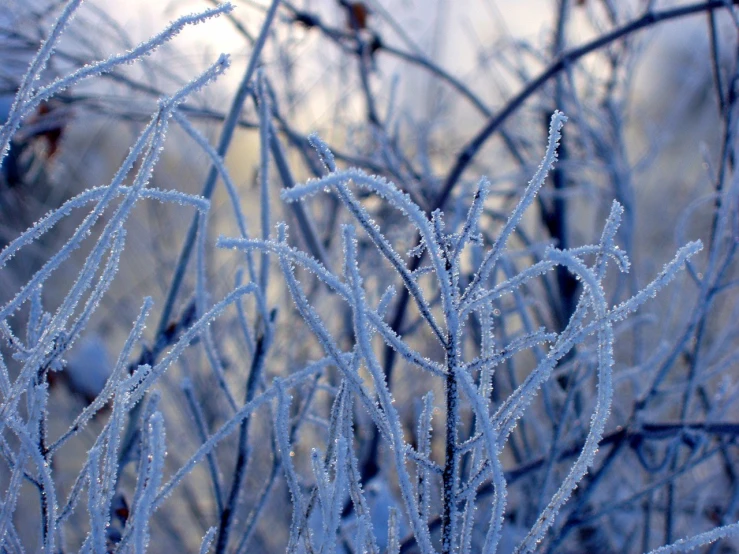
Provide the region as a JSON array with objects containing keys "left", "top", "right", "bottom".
[{"left": 436, "top": 0, "right": 738, "bottom": 211}]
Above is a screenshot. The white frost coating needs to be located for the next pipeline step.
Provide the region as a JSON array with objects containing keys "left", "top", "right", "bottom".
[
  {"left": 647, "top": 521, "right": 739, "bottom": 553},
  {"left": 0, "top": 8, "right": 713, "bottom": 547}
]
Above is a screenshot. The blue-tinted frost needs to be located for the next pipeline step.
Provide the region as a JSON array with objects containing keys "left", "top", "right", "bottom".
[{"left": 0, "top": 5, "right": 717, "bottom": 552}]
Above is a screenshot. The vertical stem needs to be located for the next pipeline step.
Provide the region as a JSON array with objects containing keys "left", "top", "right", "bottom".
[
  {"left": 550, "top": 0, "right": 578, "bottom": 331},
  {"left": 441, "top": 341, "right": 459, "bottom": 554},
  {"left": 441, "top": 293, "right": 461, "bottom": 554},
  {"left": 215, "top": 320, "right": 271, "bottom": 553}
]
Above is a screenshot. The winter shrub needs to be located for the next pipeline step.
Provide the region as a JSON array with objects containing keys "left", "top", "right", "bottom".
[{"left": 0, "top": 1, "right": 738, "bottom": 553}]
